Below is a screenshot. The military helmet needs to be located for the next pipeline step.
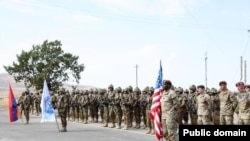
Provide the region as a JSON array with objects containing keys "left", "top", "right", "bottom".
[
  {"left": 149, "top": 87, "right": 154, "bottom": 92},
  {"left": 184, "top": 89, "right": 189, "bottom": 94},
  {"left": 128, "top": 85, "right": 133, "bottom": 90},
  {"left": 210, "top": 88, "right": 217, "bottom": 94},
  {"left": 94, "top": 89, "right": 99, "bottom": 94},
  {"left": 75, "top": 89, "right": 80, "bottom": 94},
  {"left": 108, "top": 84, "right": 114, "bottom": 88},
  {"left": 134, "top": 87, "right": 141, "bottom": 94},
  {"left": 116, "top": 87, "right": 122, "bottom": 93},
  {"left": 189, "top": 85, "right": 196, "bottom": 91},
  {"left": 89, "top": 89, "right": 94, "bottom": 93}
]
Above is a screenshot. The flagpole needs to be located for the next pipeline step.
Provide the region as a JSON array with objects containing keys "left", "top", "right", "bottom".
[{"left": 55, "top": 114, "right": 60, "bottom": 132}]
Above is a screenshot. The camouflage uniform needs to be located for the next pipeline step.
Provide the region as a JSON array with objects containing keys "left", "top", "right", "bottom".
[
  {"left": 127, "top": 86, "right": 134, "bottom": 128},
  {"left": 183, "top": 89, "right": 189, "bottom": 124},
  {"left": 98, "top": 89, "right": 105, "bottom": 123},
  {"left": 99, "top": 88, "right": 109, "bottom": 127},
  {"left": 132, "top": 87, "right": 141, "bottom": 129},
  {"left": 69, "top": 91, "right": 75, "bottom": 121},
  {"left": 176, "top": 87, "right": 187, "bottom": 125},
  {"left": 57, "top": 88, "right": 69, "bottom": 132},
  {"left": 17, "top": 92, "right": 25, "bottom": 117},
  {"left": 210, "top": 88, "right": 220, "bottom": 125},
  {"left": 121, "top": 88, "right": 132, "bottom": 130},
  {"left": 30, "top": 93, "right": 35, "bottom": 114},
  {"left": 72, "top": 90, "right": 80, "bottom": 122},
  {"left": 65, "top": 90, "right": 71, "bottom": 120},
  {"left": 197, "top": 85, "right": 211, "bottom": 125},
  {"left": 34, "top": 92, "right": 41, "bottom": 116},
  {"left": 93, "top": 89, "right": 99, "bottom": 122},
  {"left": 186, "top": 85, "right": 198, "bottom": 125},
  {"left": 108, "top": 85, "right": 116, "bottom": 128},
  {"left": 114, "top": 87, "right": 122, "bottom": 129},
  {"left": 161, "top": 80, "right": 179, "bottom": 141},
  {"left": 89, "top": 89, "right": 99, "bottom": 123},
  {"left": 51, "top": 91, "right": 57, "bottom": 109},
  {"left": 219, "top": 88, "right": 237, "bottom": 125},
  {"left": 23, "top": 90, "right": 31, "bottom": 124},
  {"left": 145, "top": 87, "right": 154, "bottom": 134},
  {"left": 236, "top": 89, "right": 250, "bottom": 125},
  {"left": 79, "top": 90, "right": 89, "bottom": 124},
  {"left": 140, "top": 88, "right": 148, "bottom": 129}
]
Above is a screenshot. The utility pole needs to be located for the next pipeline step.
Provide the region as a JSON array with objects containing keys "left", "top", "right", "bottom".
[
  {"left": 244, "top": 60, "right": 247, "bottom": 84},
  {"left": 205, "top": 52, "right": 208, "bottom": 89},
  {"left": 135, "top": 64, "right": 139, "bottom": 88},
  {"left": 240, "top": 56, "right": 243, "bottom": 81}
]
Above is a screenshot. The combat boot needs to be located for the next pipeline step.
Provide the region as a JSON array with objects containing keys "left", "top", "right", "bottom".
[
  {"left": 141, "top": 124, "right": 147, "bottom": 129},
  {"left": 83, "top": 119, "right": 88, "bottom": 124},
  {"left": 116, "top": 124, "right": 121, "bottom": 129},
  {"left": 135, "top": 123, "right": 140, "bottom": 129},
  {"left": 60, "top": 127, "right": 67, "bottom": 132},
  {"left": 102, "top": 122, "right": 108, "bottom": 127},
  {"left": 151, "top": 129, "right": 155, "bottom": 135},
  {"left": 128, "top": 122, "right": 132, "bottom": 128},
  {"left": 146, "top": 128, "right": 151, "bottom": 134},
  {"left": 109, "top": 123, "right": 115, "bottom": 128},
  {"left": 122, "top": 125, "right": 128, "bottom": 130}
]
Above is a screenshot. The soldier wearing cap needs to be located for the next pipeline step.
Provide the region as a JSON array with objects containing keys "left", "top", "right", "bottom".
[
  {"left": 235, "top": 81, "right": 250, "bottom": 125},
  {"left": 161, "top": 80, "right": 179, "bottom": 141},
  {"left": 196, "top": 85, "right": 211, "bottom": 125},
  {"left": 218, "top": 81, "right": 237, "bottom": 125}
]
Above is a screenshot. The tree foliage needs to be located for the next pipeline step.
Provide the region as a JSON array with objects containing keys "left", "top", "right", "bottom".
[{"left": 4, "top": 40, "right": 85, "bottom": 91}]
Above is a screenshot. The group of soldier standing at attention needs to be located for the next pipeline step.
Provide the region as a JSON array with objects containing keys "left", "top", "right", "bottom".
[{"left": 16, "top": 80, "right": 250, "bottom": 141}]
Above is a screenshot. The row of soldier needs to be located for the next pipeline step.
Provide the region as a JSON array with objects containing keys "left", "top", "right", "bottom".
[
  {"left": 52, "top": 85, "right": 155, "bottom": 133},
  {"left": 17, "top": 81, "right": 250, "bottom": 133}
]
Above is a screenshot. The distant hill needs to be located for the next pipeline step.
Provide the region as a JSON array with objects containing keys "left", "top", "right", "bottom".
[{"left": 0, "top": 73, "right": 97, "bottom": 97}]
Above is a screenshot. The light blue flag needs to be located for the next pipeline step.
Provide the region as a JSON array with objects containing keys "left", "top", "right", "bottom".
[{"left": 40, "top": 80, "right": 55, "bottom": 122}]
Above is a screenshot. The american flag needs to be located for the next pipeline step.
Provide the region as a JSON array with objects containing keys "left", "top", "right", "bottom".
[{"left": 150, "top": 60, "right": 163, "bottom": 140}]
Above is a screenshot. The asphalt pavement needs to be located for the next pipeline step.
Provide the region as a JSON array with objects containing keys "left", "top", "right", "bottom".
[{"left": 0, "top": 108, "right": 157, "bottom": 141}]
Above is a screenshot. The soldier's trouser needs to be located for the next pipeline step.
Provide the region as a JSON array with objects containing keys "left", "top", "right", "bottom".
[
  {"left": 109, "top": 106, "right": 116, "bottom": 124},
  {"left": 35, "top": 104, "right": 41, "bottom": 114},
  {"left": 24, "top": 108, "right": 30, "bottom": 122},
  {"left": 67, "top": 107, "right": 71, "bottom": 119},
  {"left": 99, "top": 106, "right": 104, "bottom": 121},
  {"left": 188, "top": 112, "right": 198, "bottom": 125},
  {"left": 89, "top": 105, "right": 95, "bottom": 120},
  {"left": 134, "top": 106, "right": 141, "bottom": 124},
  {"left": 103, "top": 106, "right": 109, "bottom": 123},
  {"left": 220, "top": 115, "right": 233, "bottom": 125},
  {"left": 197, "top": 115, "right": 210, "bottom": 125},
  {"left": 82, "top": 106, "right": 88, "bottom": 121},
  {"left": 183, "top": 110, "right": 189, "bottom": 124},
  {"left": 94, "top": 105, "right": 99, "bottom": 121},
  {"left": 141, "top": 108, "right": 146, "bottom": 125},
  {"left": 212, "top": 110, "right": 220, "bottom": 125},
  {"left": 115, "top": 107, "right": 122, "bottom": 126},
  {"left": 177, "top": 109, "right": 185, "bottom": 125},
  {"left": 73, "top": 106, "right": 79, "bottom": 120},
  {"left": 129, "top": 106, "right": 134, "bottom": 126},
  {"left": 162, "top": 118, "right": 177, "bottom": 141},
  {"left": 59, "top": 111, "right": 67, "bottom": 127},
  {"left": 122, "top": 107, "right": 130, "bottom": 126},
  {"left": 146, "top": 110, "right": 153, "bottom": 129},
  {"left": 238, "top": 119, "right": 250, "bottom": 125}
]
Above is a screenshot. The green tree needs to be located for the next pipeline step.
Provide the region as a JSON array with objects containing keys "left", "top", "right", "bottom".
[{"left": 3, "top": 40, "right": 85, "bottom": 91}]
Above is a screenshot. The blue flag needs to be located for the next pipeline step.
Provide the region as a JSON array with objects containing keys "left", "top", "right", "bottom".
[{"left": 40, "top": 80, "right": 55, "bottom": 122}]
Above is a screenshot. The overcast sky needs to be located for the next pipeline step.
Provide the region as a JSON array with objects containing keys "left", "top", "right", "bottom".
[{"left": 0, "top": 0, "right": 250, "bottom": 91}]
